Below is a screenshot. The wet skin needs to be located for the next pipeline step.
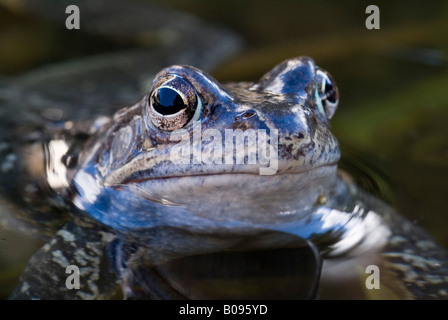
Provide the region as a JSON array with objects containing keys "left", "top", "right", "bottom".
[{"left": 3, "top": 57, "right": 448, "bottom": 299}]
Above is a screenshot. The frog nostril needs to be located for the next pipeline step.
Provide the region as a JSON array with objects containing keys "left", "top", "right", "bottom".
[{"left": 243, "top": 111, "right": 255, "bottom": 118}]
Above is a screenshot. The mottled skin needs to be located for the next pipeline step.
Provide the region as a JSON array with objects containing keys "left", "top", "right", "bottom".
[{"left": 2, "top": 57, "right": 448, "bottom": 299}]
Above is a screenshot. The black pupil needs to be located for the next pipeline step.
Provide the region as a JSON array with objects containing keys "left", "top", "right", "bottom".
[
  {"left": 324, "top": 80, "right": 336, "bottom": 103},
  {"left": 152, "top": 87, "right": 186, "bottom": 115}
]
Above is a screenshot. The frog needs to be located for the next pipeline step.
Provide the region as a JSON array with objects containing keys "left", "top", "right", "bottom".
[{"left": 2, "top": 53, "right": 448, "bottom": 299}]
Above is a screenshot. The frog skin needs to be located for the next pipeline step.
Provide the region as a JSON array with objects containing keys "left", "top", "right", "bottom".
[{"left": 2, "top": 56, "right": 448, "bottom": 299}]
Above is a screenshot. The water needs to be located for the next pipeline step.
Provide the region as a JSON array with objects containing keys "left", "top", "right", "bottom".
[{"left": 0, "top": 0, "right": 447, "bottom": 299}]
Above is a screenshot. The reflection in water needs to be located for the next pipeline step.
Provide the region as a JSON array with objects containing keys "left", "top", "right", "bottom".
[
  {"left": 45, "top": 139, "right": 69, "bottom": 189},
  {"left": 146, "top": 239, "right": 322, "bottom": 300}
]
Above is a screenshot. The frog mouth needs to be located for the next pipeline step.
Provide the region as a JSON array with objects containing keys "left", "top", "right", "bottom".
[
  {"left": 101, "top": 158, "right": 339, "bottom": 188},
  {"left": 74, "top": 159, "right": 339, "bottom": 230},
  {"left": 90, "top": 163, "right": 340, "bottom": 227}
]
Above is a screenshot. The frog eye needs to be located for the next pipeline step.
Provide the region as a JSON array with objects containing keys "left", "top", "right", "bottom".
[
  {"left": 148, "top": 75, "right": 202, "bottom": 130},
  {"left": 315, "top": 69, "right": 339, "bottom": 119}
]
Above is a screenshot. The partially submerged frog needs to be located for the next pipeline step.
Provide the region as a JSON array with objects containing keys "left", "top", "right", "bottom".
[{"left": 2, "top": 54, "right": 448, "bottom": 298}]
